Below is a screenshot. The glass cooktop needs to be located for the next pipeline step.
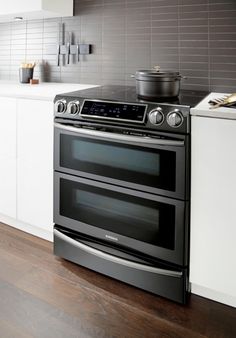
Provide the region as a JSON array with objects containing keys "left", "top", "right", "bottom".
[{"left": 61, "top": 85, "right": 208, "bottom": 108}]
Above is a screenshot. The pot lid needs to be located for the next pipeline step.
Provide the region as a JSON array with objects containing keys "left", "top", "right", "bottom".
[{"left": 136, "top": 66, "right": 180, "bottom": 78}]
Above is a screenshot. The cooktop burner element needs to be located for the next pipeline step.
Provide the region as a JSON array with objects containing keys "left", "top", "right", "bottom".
[{"left": 54, "top": 85, "right": 208, "bottom": 135}]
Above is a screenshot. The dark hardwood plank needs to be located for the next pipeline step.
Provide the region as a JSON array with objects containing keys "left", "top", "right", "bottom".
[
  {"left": 0, "top": 280, "right": 90, "bottom": 338},
  {"left": 0, "top": 317, "right": 32, "bottom": 338},
  {"left": 0, "top": 222, "right": 236, "bottom": 338},
  {"left": 15, "top": 267, "right": 205, "bottom": 338}
]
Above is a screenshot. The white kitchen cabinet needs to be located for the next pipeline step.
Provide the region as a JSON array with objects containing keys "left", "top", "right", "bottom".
[
  {"left": 17, "top": 99, "right": 54, "bottom": 232},
  {"left": 190, "top": 115, "right": 236, "bottom": 307},
  {"left": 0, "top": 97, "right": 17, "bottom": 218},
  {"left": 0, "top": 83, "right": 96, "bottom": 241},
  {"left": 0, "top": 0, "right": 73, "bottom": 22}
]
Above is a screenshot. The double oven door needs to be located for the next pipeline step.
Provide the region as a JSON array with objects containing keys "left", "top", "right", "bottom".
[{"left": 54, "top": 122, "right": 189, "bottom": 267}]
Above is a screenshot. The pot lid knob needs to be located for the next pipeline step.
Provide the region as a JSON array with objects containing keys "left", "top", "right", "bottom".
[{"left": 153, "top": 65, "right": 161, "bottom": 72}]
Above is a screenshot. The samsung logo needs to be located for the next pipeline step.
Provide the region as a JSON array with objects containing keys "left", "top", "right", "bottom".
[{"left": 105, "top": 235, "right": 118, "bottom": 242}]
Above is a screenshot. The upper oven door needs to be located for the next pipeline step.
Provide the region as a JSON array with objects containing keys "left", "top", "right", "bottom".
[{"left": 54, "top": 123, "right": 188, "bottom": 200}]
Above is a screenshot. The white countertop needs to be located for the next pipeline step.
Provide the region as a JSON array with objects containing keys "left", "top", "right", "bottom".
[
  {"left": 191, "top": 92, "right": 236, "bottom": 119},
  {"left": 0, "top": 81, "right": 99, "bottom": 100}
]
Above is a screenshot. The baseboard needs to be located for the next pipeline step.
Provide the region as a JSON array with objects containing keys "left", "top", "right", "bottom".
[
  {"left": 191, "top": 283, "right": 236, "bottom": 308},
  {"left": 0, "top": 214, "right": 53, "bottom": 242}
]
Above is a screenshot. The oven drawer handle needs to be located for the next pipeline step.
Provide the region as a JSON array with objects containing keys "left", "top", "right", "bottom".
[
  {"left": 54, "top": 229, "right": 183, "bottom": 278},
  {"left": 54, "top": 123, "right": 185, "bottom": 147}
]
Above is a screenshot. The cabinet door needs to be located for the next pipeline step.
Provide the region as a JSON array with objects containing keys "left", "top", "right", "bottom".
[
  {"left": 17, "top": 99, "right": 53, "bottom": 231},
  {"left": 0, "top": 97, "right": 17, "bottom": 218},
  {"left": 190, "top": 116, "right": 236, "bottom": 303}
]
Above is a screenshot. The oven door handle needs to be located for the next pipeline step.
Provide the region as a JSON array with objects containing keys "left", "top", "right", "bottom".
[
  {"left": 54, "top": 123, "right": 185, "bottom": 147},
  {"left": 54, "top": 229, "right": 183, "bottom": 278}
]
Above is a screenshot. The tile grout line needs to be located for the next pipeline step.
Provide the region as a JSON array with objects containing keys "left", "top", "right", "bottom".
[
  {"left": 9, "top": 22, "right": 12, "bottom": 80},
  {"left": 25, "top": 20, "right": 27, "bottom": 62},
  {"left": 207, "top": 0, "right": 210, "bottom": 92},
  {"left": 178, "top": 0, "right": 180, "bottom": 74}
]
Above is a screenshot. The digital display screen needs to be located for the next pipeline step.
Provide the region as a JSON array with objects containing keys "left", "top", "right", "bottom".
[{"left": 80, "top": 100, "right": 146, "bottom": 122}]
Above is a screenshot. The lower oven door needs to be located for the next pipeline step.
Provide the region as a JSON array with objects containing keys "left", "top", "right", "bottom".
[
  {"left": 54, "top": 123, "right": 188, "bottom": 200},
  {"left": 54, "top": 172, "right": 188, "bottom": 266}
]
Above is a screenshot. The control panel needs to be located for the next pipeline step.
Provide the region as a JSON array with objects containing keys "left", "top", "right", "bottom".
[
  {"left": 54, "top": 96, "right": 189, "bottom": 133},
  {"left": 80, "top": 100, "right": 147, "bottom": 123}
]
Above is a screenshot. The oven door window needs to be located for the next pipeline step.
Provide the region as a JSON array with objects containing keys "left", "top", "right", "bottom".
[
  {"left": 59, "top": 134, "right": 176, "bottom": 192},
  {"left": 60, "top": 178, "right": 175, "bottom": 250}
]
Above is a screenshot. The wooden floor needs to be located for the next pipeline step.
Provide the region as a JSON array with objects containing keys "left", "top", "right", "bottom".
[{"left": 0, "top": 223, "right": 235, "bottom": 338}]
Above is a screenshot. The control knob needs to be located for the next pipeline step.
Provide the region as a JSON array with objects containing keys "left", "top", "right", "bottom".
[
  {"left": 148, "top": 107, "right": 164, "bottom": 125},
  {"left": 167, "top": 110, "right": 183, "bottom": 128},
  {"left": 55, "top": 99, "right": 67, "bottom": 114},
  {"left": 67, "top": 100, "right": 80, "bottom": 115}
]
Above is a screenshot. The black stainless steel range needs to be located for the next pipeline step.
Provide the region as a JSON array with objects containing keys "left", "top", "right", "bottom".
[{"left": 53, "top": 85, "right": 207, "bottom": 303}]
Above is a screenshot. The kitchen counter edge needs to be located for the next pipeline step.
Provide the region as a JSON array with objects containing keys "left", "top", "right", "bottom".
[
  {"left": 0, "top": 82, "right": 99, "bottom": 101},
  {"left": 191, "top": 92, "right": 236, "bottom": 120}
]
